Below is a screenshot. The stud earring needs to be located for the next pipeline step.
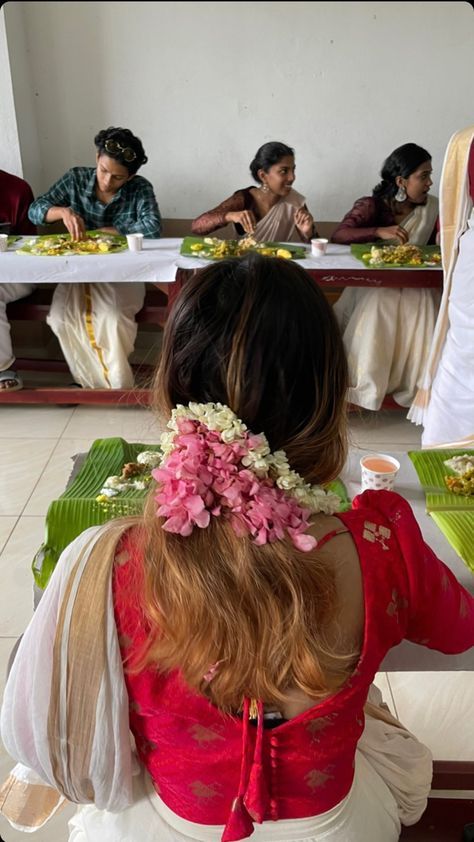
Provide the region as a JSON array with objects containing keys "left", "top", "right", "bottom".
[{"left": 395, "top": 185, "right": 407, "bottom": 202}]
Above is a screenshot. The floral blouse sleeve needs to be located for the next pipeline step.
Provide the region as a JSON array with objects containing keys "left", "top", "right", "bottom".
[
  {"left": 331, "top": 196, "right": 393, "bottom": 244},
  {"left": 191, "top": 190, "right": 248, "bottom": 235},
  {"left": 353, "top": 490, "right": 474, "bottom": 654}
]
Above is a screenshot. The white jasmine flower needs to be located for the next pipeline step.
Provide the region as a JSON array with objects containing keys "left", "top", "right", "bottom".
[
  {"left": 160, "top": 431, "right": 177, "bottom": 455},
  {"left": 161, "top": 402, "right": 343, "bottom": 517}
]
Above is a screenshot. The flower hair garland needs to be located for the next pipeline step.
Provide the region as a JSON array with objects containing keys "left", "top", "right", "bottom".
[{"left": 152, "top": 403, "right": 342, "bottom": 552}]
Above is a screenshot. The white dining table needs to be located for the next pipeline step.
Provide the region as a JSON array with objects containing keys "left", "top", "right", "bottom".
[
  {"left": 0, "top": 239, "right": 443, "bottom": 289},
  {"left": 0, "top": 237, "right": 183, "bottom": 284},
  {"left": 176, "top": 242, "right": 443, "bottom": 289}
]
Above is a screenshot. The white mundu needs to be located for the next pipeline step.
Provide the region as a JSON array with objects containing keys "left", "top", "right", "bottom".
[
  {"left": 408, "top": 126, "right": 474, "bottom": 446},
  {"left": 334, "top": 195, "right": 439, "bottom": 411},
  {"left": 47, "top": 281, "right": 145, "bottom": 389},
  {"left": 0, "top": 283, "right": 34, "bottom": 370}
]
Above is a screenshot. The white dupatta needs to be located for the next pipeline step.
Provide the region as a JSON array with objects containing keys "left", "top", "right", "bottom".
[{"left": 0, "top": 520, "right": 137, "bottom": 831}]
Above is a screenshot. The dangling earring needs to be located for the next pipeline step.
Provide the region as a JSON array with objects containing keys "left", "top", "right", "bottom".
[
  {"left": 260, "top": 182, "right": 269, "bottom": 193},
  {"left": 395, "top": 185, "right": 407, "bottom": 202}
]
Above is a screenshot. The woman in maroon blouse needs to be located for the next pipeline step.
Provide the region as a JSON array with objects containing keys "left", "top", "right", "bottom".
[
  {"left": 192, "top": 141, "right": 317, "bottom": 243},
  {"left": 331, "top": 143, "right": 440, "bottom": 411},
  {"left": 331, "top": 144, "right": 437, "bottom": 246}
]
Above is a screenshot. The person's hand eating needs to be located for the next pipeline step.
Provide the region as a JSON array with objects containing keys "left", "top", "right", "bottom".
[
  {"left": 62, "top": 207, "right": 87, "bottom": 241},
  {"left": 375, "top": 225, "right": 409, "bottom": 244},
  {"left": 294, "top": 206, "right": 315, "bottom": 240},
  {"left": 225, "top": 210, "right": 256, "bottom": 235}
]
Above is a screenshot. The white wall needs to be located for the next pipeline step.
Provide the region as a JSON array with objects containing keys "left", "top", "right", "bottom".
[
  {"left": 3, "top": 1, "right": 474, "bottom": 220},
  {"left": 0, "top": 5, "right": 22, "bottom": 176}
]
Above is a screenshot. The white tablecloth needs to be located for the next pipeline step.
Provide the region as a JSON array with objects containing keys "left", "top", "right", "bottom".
[
  {"left": 0, "top": 237, "right": 183, "bottom": 284},
  {"left": 176, "top": 242, "right": 442, "bottom": 273},
  {"left": 342, "top": 450, "right": 474, "bottom": 671},
  {"left": 1, "top": 240, "right": 442, "bottom": 285}
]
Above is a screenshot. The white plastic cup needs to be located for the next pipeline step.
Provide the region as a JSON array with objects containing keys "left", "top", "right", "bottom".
[
  {"left": 311, "top": 238, "right": 329, "bottom": 257},
  {"left": 0, "top": 234, "right": 8, "bottom": 253},
  {"left": 360, "top": 453, "right": 400, "bottom": 492},
  {"left": 126, "top": 233, "right": 144, "bottom": 252}
]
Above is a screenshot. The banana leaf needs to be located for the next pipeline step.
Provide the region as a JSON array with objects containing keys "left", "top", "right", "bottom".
[
  {"left": 351, "top": 243, "right": 441, "bottom": 269},
  {"left": 17, "top": 230, "right": 127, "bottom": 256},
  {"left": 430, "top": 512, "right": 474, "bottom": 574},
  {"left": 328, "top": 478, "right": 351, "bottom": 512},
  {"left": 408, "top": 449, "right": 474, "bottom": 571},
  {"left": 180, "top": 236, "right": 307, "bottom": 260},
  {"left": 33, "top": 437, "right": 161, "bottom": 589}
]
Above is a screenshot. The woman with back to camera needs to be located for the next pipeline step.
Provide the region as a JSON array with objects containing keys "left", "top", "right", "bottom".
[
  {"left": 1, "top": 254, "right": 474, "bottom": 842},
  {"left": 28, "top": 126, "right": 161, "bottom": 390},
  {"left": 331, "top": 143, "right": 439, "bottom": 411},
  {"left": 192, "top": 141, "right": 318, "bottom": 242}
]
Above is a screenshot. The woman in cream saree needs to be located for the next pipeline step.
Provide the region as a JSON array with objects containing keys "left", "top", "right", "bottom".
[
  {"left": 191, "top": 141, "right": 316, "bottom": 244},
  {"left": 333, "top": 144, "right": 439, "bottom": 411}
]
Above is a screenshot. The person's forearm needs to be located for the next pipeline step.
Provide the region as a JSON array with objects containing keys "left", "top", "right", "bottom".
[
  {"left": 331, "top": 224, "right": 379, "bottom": 244},
  {"left": 192, "top": 209, "right": 228, "bottom": 235},
  {"left": 192, "top": 193, "right": 245, "bottom": 236},
  {"left": 44, "top": 207, "right": 69, "bottom": 224}
]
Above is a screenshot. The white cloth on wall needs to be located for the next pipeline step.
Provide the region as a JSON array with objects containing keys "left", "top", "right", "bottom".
[
  {"left": 334, "top": 195, "right": 439, "bottom": 410},
  {"left": 0, "top": 283, "right": 34, "bottom": 370},
  {"left": 47, "top": 282, "right": 145, "bottom": 388}
]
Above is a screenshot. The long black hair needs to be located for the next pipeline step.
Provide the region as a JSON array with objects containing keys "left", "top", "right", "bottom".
[
  {"left": 249, "top": 142, "right": 295, "bottom": 184},
  {"left": 373, "top": 143, "right": 431, "bottom": 200},
  {"left": 155, "top": 252, "right": 348, "bottom": 486}
]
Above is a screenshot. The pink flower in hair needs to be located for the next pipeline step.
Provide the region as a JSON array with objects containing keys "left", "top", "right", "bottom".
[{"left": 153, "top": 404, "right": 341, "bottom": 549}]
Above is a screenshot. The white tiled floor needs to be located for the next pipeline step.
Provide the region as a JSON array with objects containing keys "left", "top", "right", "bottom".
[{"left": 0, "top": 406, "right": 471, "bottom": 840}]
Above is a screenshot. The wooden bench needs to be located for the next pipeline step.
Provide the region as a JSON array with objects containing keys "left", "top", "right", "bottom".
[{"left": 7, "top": 285, "right": 169, "bottom": 326}]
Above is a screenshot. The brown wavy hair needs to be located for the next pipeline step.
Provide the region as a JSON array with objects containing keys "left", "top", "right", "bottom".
[{"left": 137, "top": 254, "right": 351, "bottom": 711}]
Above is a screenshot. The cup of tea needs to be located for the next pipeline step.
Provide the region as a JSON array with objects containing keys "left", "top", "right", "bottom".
[
  {"left": 360, "top": 453, "right": 400, "bottom": 492},
  {"left": 311, "top": 238, "right": 329, "bottom": 257},
  {"left": 126, "top": 233, "right": 144, "bottom": 252},
  {"left": 0, "top": 234, "right": 9, "bottom": 253}
]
